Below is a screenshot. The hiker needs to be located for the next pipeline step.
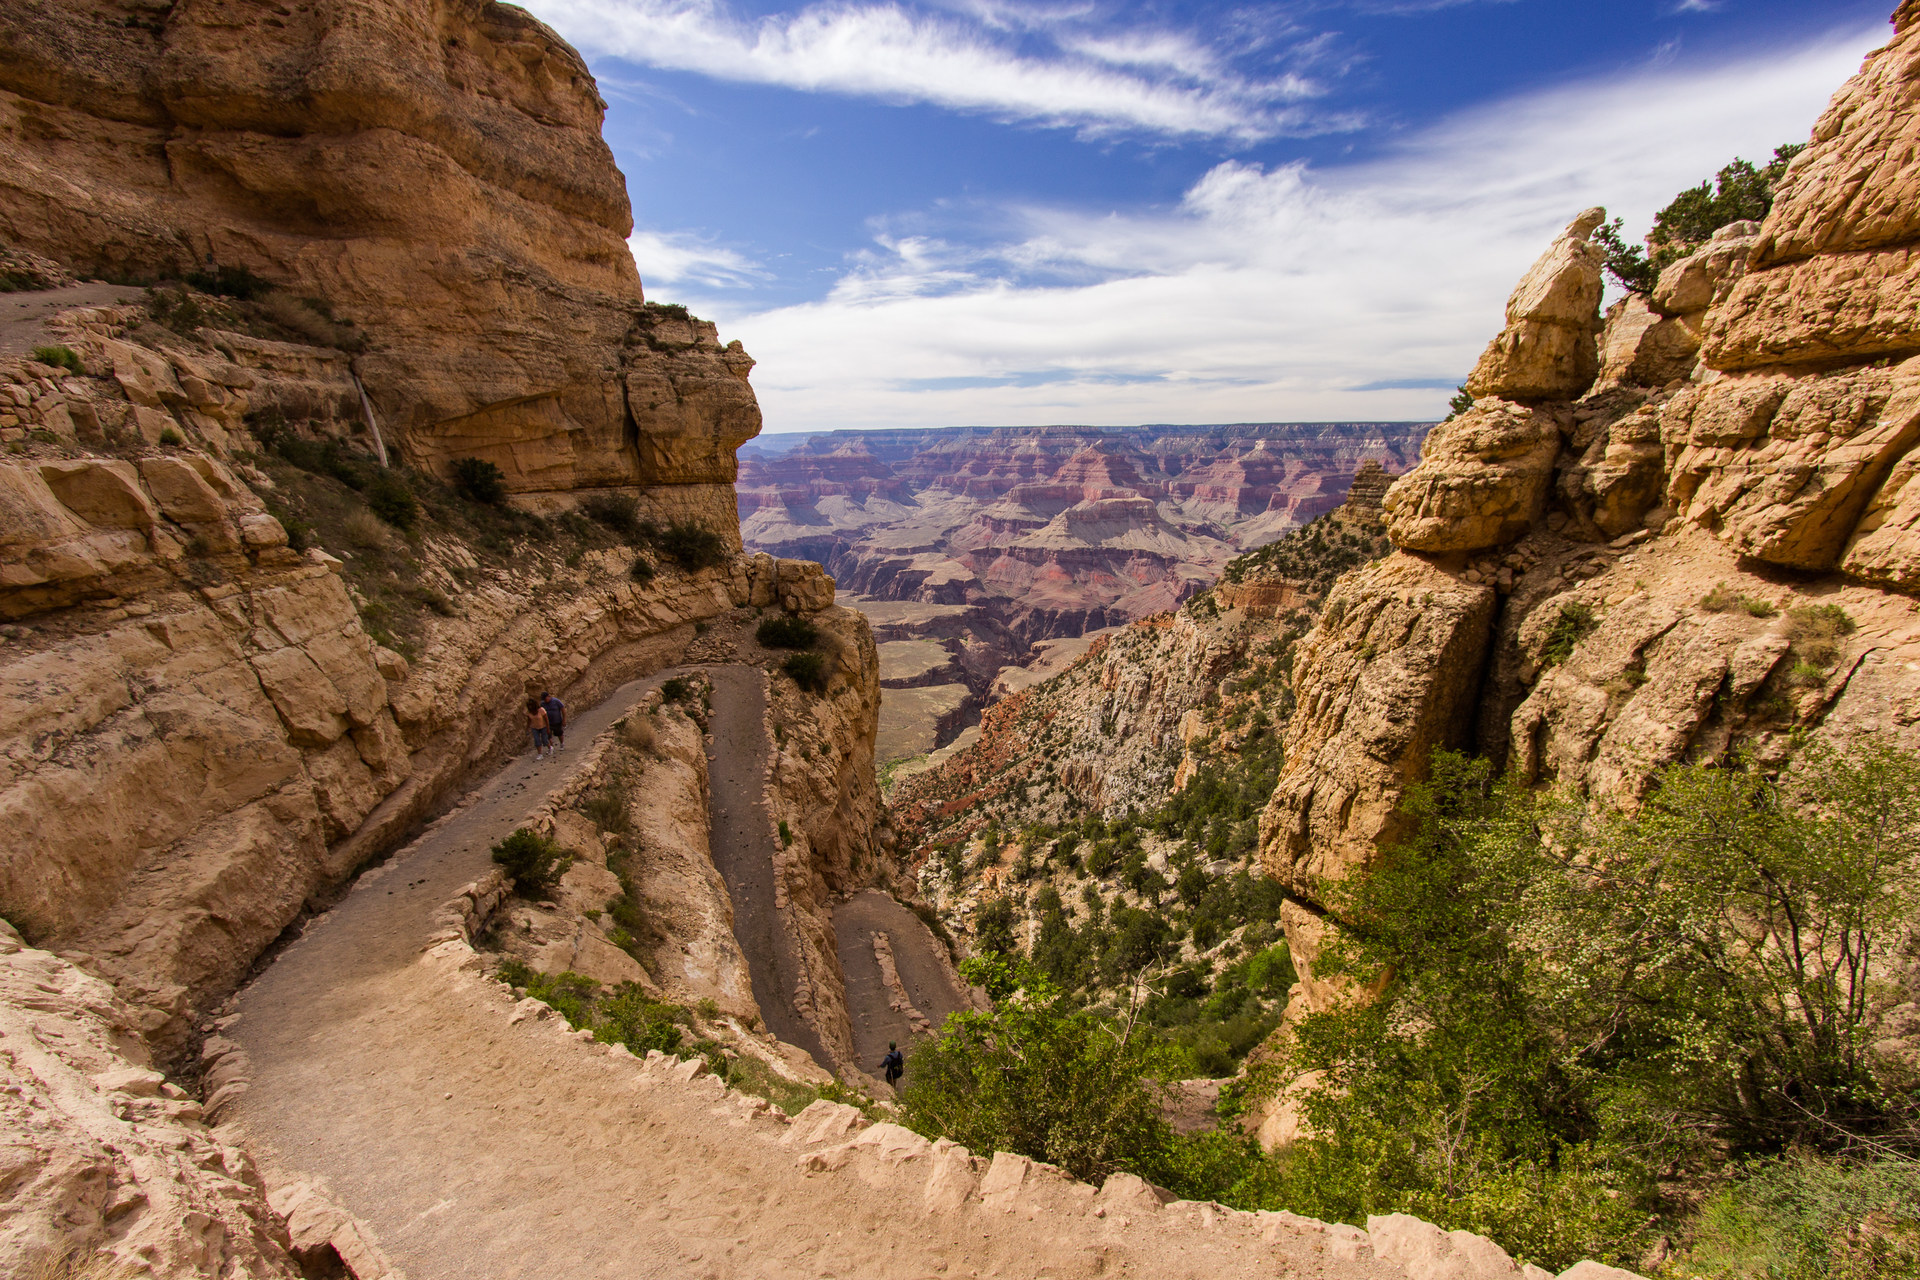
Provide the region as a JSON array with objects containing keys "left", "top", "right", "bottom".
[
  {"left": 526, "top": 696, "right": 550, "bottom": 760},
  {"left": 542, "top": 689, "right": 567, "bottom": 751},
  {"left": 881, "top": 1041, "right": 904, "bottom": 1090}
]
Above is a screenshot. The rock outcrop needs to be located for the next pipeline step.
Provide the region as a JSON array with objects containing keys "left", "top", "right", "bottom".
[
  {"left": 0, "top": 0, "right": 759, "bottom": 509},
  {"left": 1261, "top": 2, "right": 1920, "bottom": 1080},
  {"left": 0, "top": 919, "right": 307, "bottom": 1279}
]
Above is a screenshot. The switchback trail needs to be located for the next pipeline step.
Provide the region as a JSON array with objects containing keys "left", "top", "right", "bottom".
[
  {"left": 224, "top": 662, "right": 1067, "bottom": 1278},
  {"left": 701, "top": 666, "right": 829, "bottom": 1066}
]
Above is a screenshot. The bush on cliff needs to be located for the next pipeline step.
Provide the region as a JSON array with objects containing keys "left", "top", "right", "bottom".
[
  {"left": 1268, "top": 743, "right": 1920, "bottom": 1268},
  {"left": 491, "top": 828, "right": 569, "bottom": 897},
  {"left": 757, "top": 615, "right": 819, "bottom": 649},
  {"left": 901, "top": 954, "right": 1174, "bottom": 1183},
  {"left": 783, "top": 651, "right": 828, "bottom": 693},
  {"left": 451, "top": 456, "right": 507, "bottom": 506},
  {"left": 1599, "top": 143, "right": 1805, "bottom": 293},
  {"left": 658, "top": 522, "right": 726, "bottom": 569}
]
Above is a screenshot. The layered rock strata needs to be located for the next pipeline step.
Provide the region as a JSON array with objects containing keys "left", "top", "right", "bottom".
[
  {"left": 0, "top": 1, "right": 759, "bottom": 507},
  {"left": 741, "top": 424, "right": 1422, "bottom": 647}
]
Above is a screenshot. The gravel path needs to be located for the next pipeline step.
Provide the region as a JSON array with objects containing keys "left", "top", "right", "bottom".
[
  {"left": 833, "top": 889, "right": 971, "bottom": 1086},
  {"left": 1, "top": 283, "right": 140, "bottom": 358},
  {"left": 701, "top": 666, "right": 828, "bottom": 1066},
  {"left": 224, "top": 663, "right": 1073, "bottom": 1277}
]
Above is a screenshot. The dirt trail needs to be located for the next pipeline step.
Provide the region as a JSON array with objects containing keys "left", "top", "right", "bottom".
[
  {"left": 833, "top": 889, "right": 970, "bottom": 1083},
  {"left": 702, "top": 665, "right": 829, "bottom": 1066},
  {"left": 1, "top": 283, "right": 140, "bottom": 357},
  {"left": 223, "top": 664, "right": 1394, "bottom": 1278}
]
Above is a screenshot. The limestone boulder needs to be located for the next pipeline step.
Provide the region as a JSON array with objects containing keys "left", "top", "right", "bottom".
[
  {"left": 1651, "top": 222, "right": 1760, "bottom": 318},
  {"left": 1594, "top": 295, "right": 1699, "bottom": 390},
  {"left": 1704, "top": 12, "right": 1920, "bottom": 369},
  {"left": 1465, "top": 208, "right": 1606, "bottom": 401},
  {"left": 1383, "top": 399, "right": 1567, "bottom": 552},
  {"left": 1557, "top": 398, "right": 1667, "bottom": 539}
]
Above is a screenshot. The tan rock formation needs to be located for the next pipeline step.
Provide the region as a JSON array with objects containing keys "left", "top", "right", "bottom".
[
  {"left": 1464, "top": 208, "right": 1606, "bottom": 401},
  {"left": 0, "top": 1, "right": 760, "bottom": 500},
  {"left": 1259, "top": 555, "right": 1496, "bottom": 903},
  {"left": 0, "top": 920, "right": 302, "bottom": 1279},
  {"left": 1382, "top": 398, "right": 1568, "bottom": 551},
  {"left": 1262, "top": 2, "right": 1920, "bottom": 1060}
]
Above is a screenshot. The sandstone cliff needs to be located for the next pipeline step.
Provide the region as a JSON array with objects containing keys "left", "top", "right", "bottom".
[
  {"left": 1258, "top": 4, "right": 1920, "bottom": 1108},
  {"left": 0, "top": 0, "right": 759, "bottom": 517}
]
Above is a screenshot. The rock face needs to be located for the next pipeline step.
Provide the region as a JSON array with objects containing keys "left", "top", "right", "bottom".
[
  {"left": 1465, "top": 209, "right": 1607, "bottom": 401},
  {"left": 1260, "top": 3, "right": 1920, "bottom": 1089},
  {"left": 0, "top": 920, "right": 304, "bottom": 1279},
  {"left": 740, "top": 424, "right": 1424, "bottom": 647},
  {"left": 0, "top": 0, "right": 759, "bottom": 508}
]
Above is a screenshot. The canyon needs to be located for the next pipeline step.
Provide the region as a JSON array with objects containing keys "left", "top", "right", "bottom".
[
  {"left": 0, "top": 0, "right": 1916, "bottom": 1277},
  {"left": 741, "top": 428, "right": 1424, "bottom": 764}
]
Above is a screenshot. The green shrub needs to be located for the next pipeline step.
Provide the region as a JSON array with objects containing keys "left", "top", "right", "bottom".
[
  {"left": 1539, "top": 601, "right": 1598, "bottom": 666},
  {"left": 757, "top": 614, "right": 819, "bottom": 649},
  {"left": 29, "top": 344, "right": 83, "bottom": 375},
  {"left": 1598, "top": 143, "right": 1803, "bottom": 294},
  {"left": 783, "top": 651, "right": 828, "bottom": 693},
  {"left": 900, "top": 955, "right": 1174, "bottom": 1184},
  {"left": 1676, "top": 1153, "right": 1920, "bottom": 1280},
  {"left": 184, "top": 263, "right": 268, "bottom": 299},
  {"left": 582, "top": 779, "right": 630, "bottom": 834},
  {"left": 661, "top": 677, "right": 692, "bottom": 704},
  {"left": 490, "top": 828, "right": 569, "bottom": 896},
  {"left": 777, "top": 820, "right": 792, "bottom": 847},
  {"left": 365, "top": 472, "right": 417, "bottom": 528},
  {"left": 1740, "top": 595, "right": 1779, "bottom": 618},
  {"left": 158, "top": 426, "right": 185, "bottom": 446},
  {"left": 658, "top": 522, "right": 726, "bottom": 569},
  {"left": 450, "top": 456, "right": 507, "bottom": 505},
  {"left": 1273, "top": 742, "right": 1920, "bottom": 1268},
  {"left": 629, "top": 557, "right": 655, "bottom": 584},
  {"left": 581, "top": 492, "right": 641, "bottom": 539}
]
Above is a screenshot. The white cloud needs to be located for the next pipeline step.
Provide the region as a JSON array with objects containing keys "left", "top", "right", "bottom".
[
  {"left": 527, "top": 0, "right": 1336, "bottom": 140},
  {"left": 627, "top": 230, "right": 769, "bottom": 291},
  {"left": 695, "top": 25, "right": 1883, "bottom": 433}
]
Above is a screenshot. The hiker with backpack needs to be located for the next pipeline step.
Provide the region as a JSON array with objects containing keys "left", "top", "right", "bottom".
[{"left": 881, "top": 1042, "right": 904, "bottom": 1091}]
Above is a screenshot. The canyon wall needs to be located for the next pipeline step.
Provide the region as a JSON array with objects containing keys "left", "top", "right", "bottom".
[
  {"left": 740, "top": 424, "right": 1425, "bottom": 647},
  {"left": 1258, "top": 4, "right": 1920, "bottom": 1090},
  {"left": 0, "top": 0, "right": 758, "bottom": 516}
]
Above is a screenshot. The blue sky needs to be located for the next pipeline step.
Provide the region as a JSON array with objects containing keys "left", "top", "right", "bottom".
[{"left": 519, "top": 0, "right": 1893, "bottom": 433}]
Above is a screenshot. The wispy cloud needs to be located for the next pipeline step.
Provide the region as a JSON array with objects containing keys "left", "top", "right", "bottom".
[
  {"left": 687, "top": 25, "right": 1882, "bottom": 432},
  {"left": 528, "top": 0, "right": 1347, "bottom": 140},
  {"left": 628, "top": 231, "right": 769, "bottom": 291}
]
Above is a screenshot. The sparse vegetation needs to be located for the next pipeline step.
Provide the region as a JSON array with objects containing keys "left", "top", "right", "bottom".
[
  {"left": 184, "top": 263, "right": 268, "bottom": 300},
  {"left": 657, "top": 522, "right": 726, "bottom": 569},
  {"left": 783, "top": 651, "right": 829, "bottom": 693},
  {"left": 450, "top": 456, "right": 507, "bottom": 506},
  {"left": 491, "top": 828, "right": 569, "bottom": 897},
  {"left": 660, "top": 677, "right": 693, "bottom": 705},
  {"left": 1539, "top": 600, "right": 1598, "bottom": 666},
  {"left": 581, "top": 492, "right": 642, "bottom": 540},
  {"left": 756, "top": 614, "right": 819, "bottom": 649},
  {"left": 29, "top": 344, "right": 83, "bottom": 375},
  {"left": 157, "top": 426, "right": 185, "bottom": 446},
  {"left": 1599, "top": 144, "right": 1805, "bottom": 294},
  {"left": 582, "top": 777, "right": 631, "bottom": 834}
]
